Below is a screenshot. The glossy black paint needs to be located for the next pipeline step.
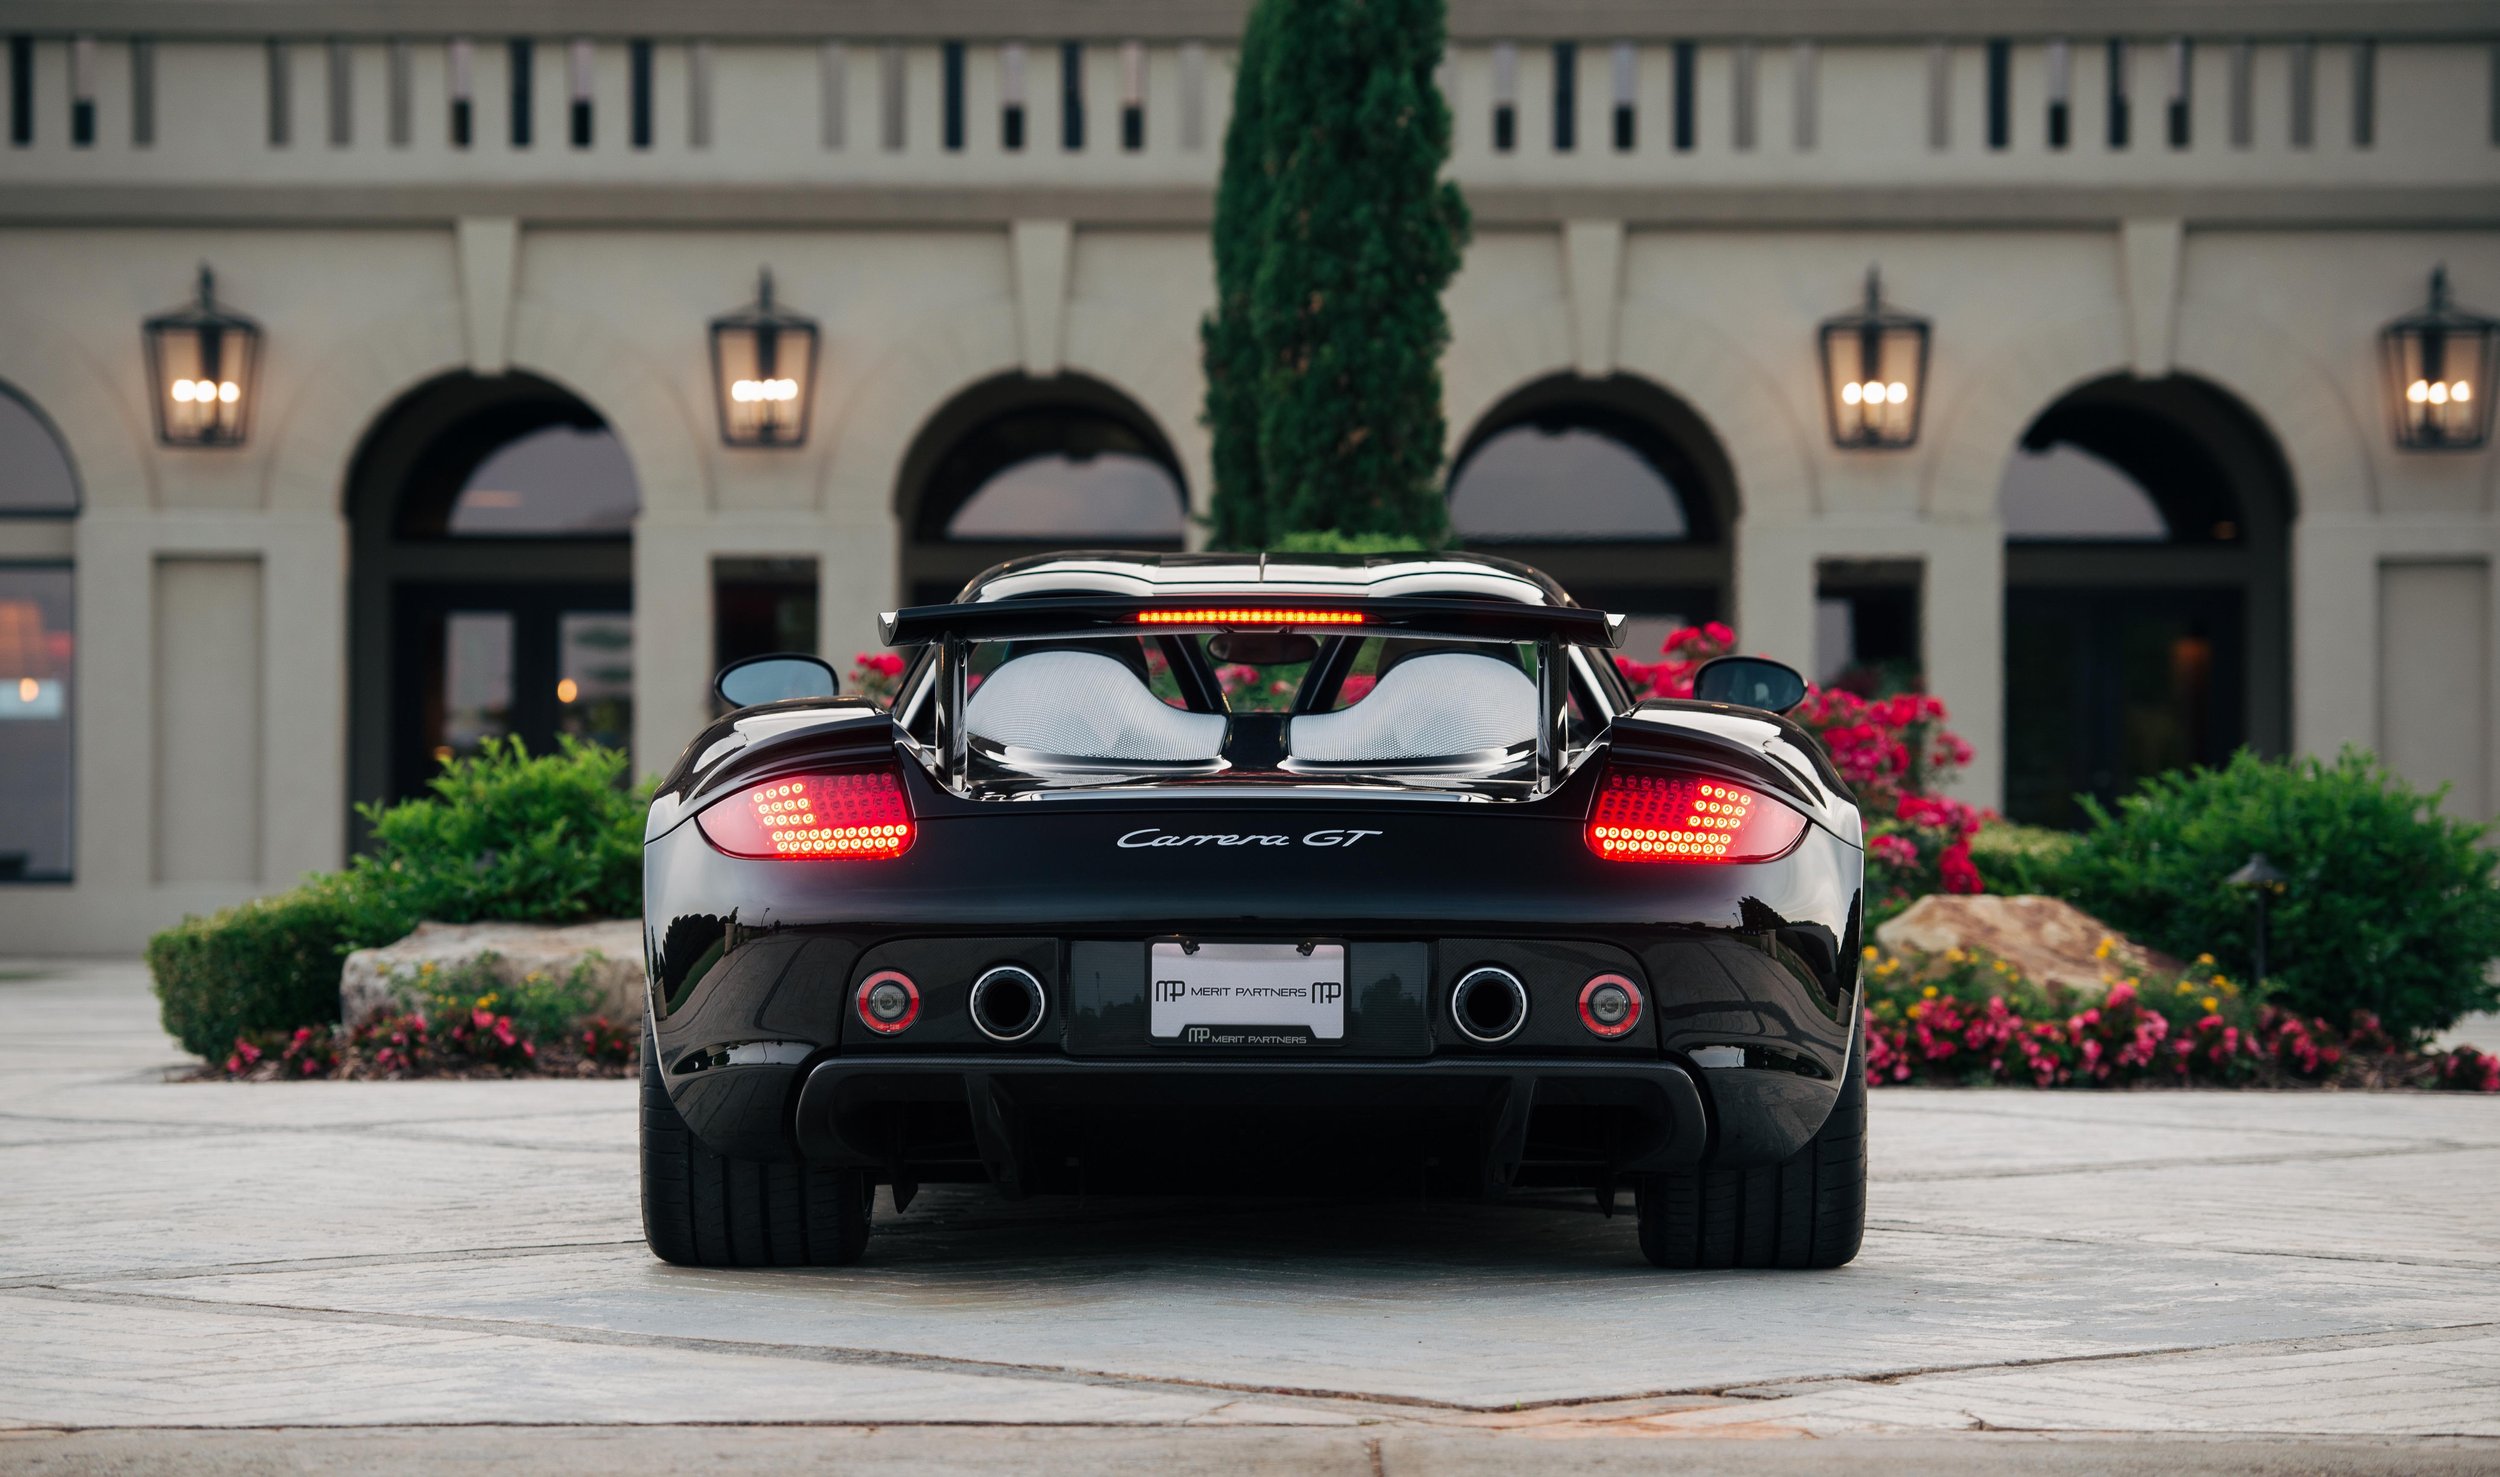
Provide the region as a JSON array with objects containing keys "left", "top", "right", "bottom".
[{"left": 641, "top": 553, "right": 1866, "bottom": 1193}]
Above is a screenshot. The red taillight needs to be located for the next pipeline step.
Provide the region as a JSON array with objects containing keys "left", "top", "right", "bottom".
[
  {"left": 695, "top": 769, "right": 916, "bottom": 860},
  {"left": 1585, "top": 767, "right": 1807, "bottom": 864}
]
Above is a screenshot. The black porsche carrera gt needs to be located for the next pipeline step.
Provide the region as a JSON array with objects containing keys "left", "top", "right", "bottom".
[{"left": 640, "top": 553, "right": 1866, "bottom": 1270}]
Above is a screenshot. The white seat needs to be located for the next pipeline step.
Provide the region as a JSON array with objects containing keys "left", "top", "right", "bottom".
[
  {"left": 1287, "top": 652, "right": 1537, "bottom": 764},
  {"left": 964, "top": 649, "right": 1227, "bottom": 763}
]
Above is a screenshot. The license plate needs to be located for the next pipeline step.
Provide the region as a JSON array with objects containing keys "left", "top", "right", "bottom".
[{"left": 1149, "top": 941, "right": 1346, "bottom": 1045}]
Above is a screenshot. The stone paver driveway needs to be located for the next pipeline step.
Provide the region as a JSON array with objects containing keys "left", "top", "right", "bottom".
[{"left": 1, "top": 958, "right": 2496, "bottom": 1473}]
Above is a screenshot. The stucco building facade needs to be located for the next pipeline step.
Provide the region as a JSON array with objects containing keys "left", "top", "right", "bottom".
[{"left": 1, "top": 0, "right": 2496, "bottom": 951}]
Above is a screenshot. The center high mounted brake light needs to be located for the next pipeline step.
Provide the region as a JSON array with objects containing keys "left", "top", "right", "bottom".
[
  {"left": 696, "top": 768, "right": 915, "bottom": 859},
  {"left": 1585, "top": 766, "right": 1807, "bottom": 864},
  {"left": 1133, "top": 607, "right": 1365, "bottom": 626}
]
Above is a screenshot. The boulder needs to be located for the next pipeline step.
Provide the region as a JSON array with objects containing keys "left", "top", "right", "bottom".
[
  {"left": 339, "top": 919, "right": 645, "bottom": 1028},
  {"left": 1872, "top": 894, "right": 2181, "bottom": 994}
]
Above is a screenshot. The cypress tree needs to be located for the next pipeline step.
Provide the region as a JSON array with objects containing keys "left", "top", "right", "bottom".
[
  {"left": 1200, "top": 0, "right": 1280, "bottom": 549},
  {"left": 1202, "top": 0, "right": 1468, "bottom": 548}
]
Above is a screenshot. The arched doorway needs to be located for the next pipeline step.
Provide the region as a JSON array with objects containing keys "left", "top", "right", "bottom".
[
  {"left": 1446, "top": 374, "right": 1736, "bottom": 656},
  {"left": 1999, "top": 374, "right": 2293, "bottom": 827},
  {"left": 0, "top": 383, "right": 80, "bottom": 882},
  {"left": 347, "top": 372, "right": 638, "bottom": 812},
  {"left": 896, "top": 373, "right": 1188, "bottom": 605}
]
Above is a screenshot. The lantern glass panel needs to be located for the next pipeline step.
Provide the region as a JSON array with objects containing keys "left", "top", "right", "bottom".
[
  {"left": 710, "top": 313, "right": 818, "bottom": 448},
  {"left": 1819, "top": 316, "right": 1928, "bottom": 450},
  {"left": 145, "top": 310, "right": 260, "bottom": 448},
  {"left": 2383, "top": 315, "right": 2497, "bottom": 451}
]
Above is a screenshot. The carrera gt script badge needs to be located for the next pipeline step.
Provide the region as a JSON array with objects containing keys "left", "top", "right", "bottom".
[{"left": 1116, "top": 828, "right": 1382, "bottom": 849}]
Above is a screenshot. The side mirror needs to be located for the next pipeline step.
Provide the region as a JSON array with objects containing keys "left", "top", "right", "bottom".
[
  {"left": 715, "top": 652, "right": 841, "bottom": 710},
  {"left": 1691, "top": 655, "right": 1807, "bottom": 715}
]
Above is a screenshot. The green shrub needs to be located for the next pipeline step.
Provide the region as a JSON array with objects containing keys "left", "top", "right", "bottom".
[
  {"left": 147, "top": 873, "right": 368, "bottom": 1058},
  {"left": 149, "top": 738, "right": 648, "bottom": 1059},
  {"left": 1969, "top": 821, "right": 2079, "bottom": 898},
  {"left": 2060, "top": 749, "right": 2500, "bottom": 1042},
  {"left": 1201, "top": 0, "right": 1468, "bottom": 547},
  {"left": 348, "top": 736, "right": 647, "bottom": 927}
]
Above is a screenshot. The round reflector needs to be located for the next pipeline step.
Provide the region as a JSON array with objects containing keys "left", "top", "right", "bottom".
[
  {"left": 855, "top": 970, "right": 920, "bottom": 1035},
  {"left": 1578, "top": 973, "right": 1643, "bottom": 1038}
]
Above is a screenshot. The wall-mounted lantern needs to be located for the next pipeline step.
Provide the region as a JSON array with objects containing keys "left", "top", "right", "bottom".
[
  {"left": 143, "top": 265, "right": 261, "bottom": 447},
  {"left": 2382, "top": 267, "right": 2497, "bottom": 451},
  {"left": 1817, "top": 267, "right": 1930, "bottom": 450},
  {"left": 709, "top": 268, "right": 819, "bottom": 448}
]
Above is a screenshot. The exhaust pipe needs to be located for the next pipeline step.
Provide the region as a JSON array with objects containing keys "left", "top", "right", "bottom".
[
  {"left": 969, "top": 964, "right": 1048, "bottom": 1042},
  {"left": 1451, "top": 966, "right": 1528, "bottom": 1044}
]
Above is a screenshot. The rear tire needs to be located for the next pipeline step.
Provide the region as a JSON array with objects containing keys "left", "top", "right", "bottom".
[
  {"left": 1635, "top": 1031, "right": 1866, "bottom": 1270},
  {"left": 640, "top": 1025, "right": 871, "bottom": 1267}
]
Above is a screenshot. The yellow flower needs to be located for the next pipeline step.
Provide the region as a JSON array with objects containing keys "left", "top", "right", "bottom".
[
  {"left": 2194, "top": 952, "right": 2215, "bottom": 966},
  {"left": 1992, "top": 959, "right": 2010, "bottom": 974},
  {"left": 2175, "top": 980, "right": 2194, "bottom": 995},
  {"left": 1907, "top": 1002, "right": 1925, "bottom": 1019},
  {"left": 1922, "top": 984, "right": 1939, "bottom": 999},
  {"left": 2201, "top": 996, "right": 2220, "bottom": 1012},
  {"left": 2094, "top": 936, "right": 2115, "bottom": 961},
  {"left": 1862, "top": 945, "right": 1881, "bottom": 961},
  {"left": 1945, "top": 948, "right": 1967, "bottom": 964}
]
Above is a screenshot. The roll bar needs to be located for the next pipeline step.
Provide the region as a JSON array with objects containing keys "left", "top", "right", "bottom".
[{"left": 882, "top": 595, "right": 1621, "bottom": 794}]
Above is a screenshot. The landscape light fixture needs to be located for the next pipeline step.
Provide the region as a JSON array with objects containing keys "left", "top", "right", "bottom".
[
  {"left": 2382, "top": 267, "right": 2497, "bottom": 450},
  {"left": 709, "top": 268, "right": 819, "bottom": 447},
  {"left": 143, "top": 264, "right": 261, "bottom": 447},
  {"left": 2223, "top": 851, "right": 2288, "bottom": 987},
  {"left": 1818, "top": 267, "right": 1930, "bottom": 450}
]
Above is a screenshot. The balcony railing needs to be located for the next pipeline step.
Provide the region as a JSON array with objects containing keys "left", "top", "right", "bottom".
[{"left": 2, "top": 35, "right": 2490, "bottom": 198}]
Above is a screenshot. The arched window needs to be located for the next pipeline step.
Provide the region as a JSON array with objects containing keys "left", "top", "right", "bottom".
[
  {"left": 1448, "top": 420, "right": 1691, "bottom": 540},
  {"left": 2000, "top": 443, "right": 2168, "bottom": 541},
  {"left": 2002, "top": 389, "right": 2246, "bottom": 547},
  {"left": 1446, "top": 375, "right": 1736, "bottom": 658},
  {"left": 943, "top": 410, "right": 1187, "bottom": 540},
  {"left": 899, "top": 375, "right": 1187, "bottom": 605},
  {"left": 383, "top": 379, "right": 640, "bottom": 539},
  {"left": 446, "top": 423, "right": 639, "bottom": 536},
  {"left": 0, "top": 383, "right": 78, "bottom": 882}
]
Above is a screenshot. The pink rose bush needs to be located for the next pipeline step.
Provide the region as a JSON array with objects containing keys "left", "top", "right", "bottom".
[
  {"left": 214, "top": 1005, "right": 638, "bottom": 1081},
  {"left": 1861, "top": 944, "right": 2498, "bottom": 1092},
  {"left": 848, "top": 651, "right": 907, "bottom": 705}
]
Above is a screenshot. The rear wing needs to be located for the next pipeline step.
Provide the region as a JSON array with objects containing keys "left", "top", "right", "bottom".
[
  {"left": 880, "top": 594, "right": 1623, "bottom": 795},
  {"left": 878, "top": 595, "right": 1622, "bottom": 649}
]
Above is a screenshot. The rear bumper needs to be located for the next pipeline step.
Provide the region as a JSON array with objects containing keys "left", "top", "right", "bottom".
[{"left": 791, "top": 1053, "right": 1707, "bottom": 1195}]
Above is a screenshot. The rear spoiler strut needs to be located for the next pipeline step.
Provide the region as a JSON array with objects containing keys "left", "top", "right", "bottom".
[{"left": 878, "top": 596, "right": 1624, "bottom": 796}]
